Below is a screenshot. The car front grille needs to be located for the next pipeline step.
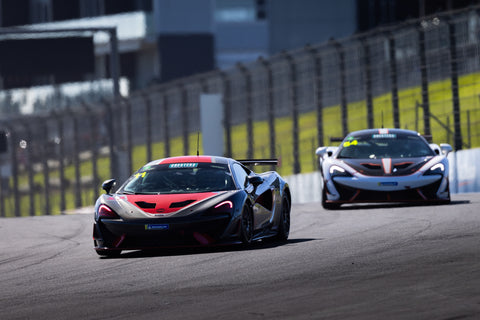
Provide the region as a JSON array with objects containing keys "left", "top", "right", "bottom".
[{"left": 333, "top": 179, "right": 443, "bottom": 202}]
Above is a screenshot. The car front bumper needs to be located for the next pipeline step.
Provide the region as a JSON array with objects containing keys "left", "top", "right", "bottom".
[
  {"left": 324, "top": 174, "right": 449, "bottom": 203},
  {"left": 93, "top": 214, "right": 238, "bottom": 250}
]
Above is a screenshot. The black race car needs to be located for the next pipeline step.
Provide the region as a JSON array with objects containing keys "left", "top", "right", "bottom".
[{"left": 93, "top": 155, "right": 291, "bottom": 256}]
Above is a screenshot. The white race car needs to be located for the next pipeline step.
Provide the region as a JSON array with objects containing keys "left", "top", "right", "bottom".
[{"left": 316, "top": 128, "right": 452, "bottom": 209}]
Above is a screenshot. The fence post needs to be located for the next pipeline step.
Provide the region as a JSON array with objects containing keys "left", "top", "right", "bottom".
[
  {"left": 447, "top": 19, "right": 463, "bottom": 151},
  {"left": 104, "top": 96, "right": 129, "bottom": 185},
  {"left": 80, "top": 103, "right": 100, "bottom": 204},
  {"left": 219, "top": 71, "right": 232, "bottom": 157},
  {"left": 88, "top": 107, "right": 100, "bottom": 204},
  {"left": 0, "top": 122, "right": 5, "bottom": 217},
  {"left": 21, "top": 122, "right": 35, "bottom": 216},
  {"left": 446, "top": 116, "right": 451, "bottom": 144},
  {"left": 418, "top": 25, "right": 432, "bottom": 136},
  {"left": 330, "top": 39, "right": 348, "bottom": 137},
  {"left": 141, "top": 90, "right": 153, "bottom": 162},
  {"left": 55, "top": 112, "right": 66, "bottom": 214},
  {"left": 283, "top": 52, "right": 301, "bottom": 174},
  {"left": 305, "top": 45, "right": 324, "bottom": 148},
  {"left": 415, "top": 101, "right": 419, "bottom": 132},
  {"left": 467, "top": 110, "right": 471, "bottom": 148},
  {"left": 70, "top": 110, "right": 82, "bottom": 209},
  {"left": 122, "top": 98, "right": 133, "bottom": 173},
  {"left": 237, "top": 63, "right": 254, "bottom": 159},
  {"left": 361, "top": 37, "right": 374, "bottom": 129},
  {"left": 162, "top": 91, "right": 170, "bottom": 157},
  {"left": 387, "top": 32, "right": 400, "bottom": 128},
  {"left": 41, "top": 118, "right": 51, "bottom": 214},
  {"left": 8, "top": 125, "right": 20, "bottom": 216},
  {"left": 258, "top": 56, "right": 276, "bottom": 165},
  {"left": 0, "top": 125, "right": 4, "bottom": 217},
  {"left": 104, "top": 100, "right": 115, "bottom": 180},
  {"left": 179, "top": 83, "right": 190, "bottom": 155}
]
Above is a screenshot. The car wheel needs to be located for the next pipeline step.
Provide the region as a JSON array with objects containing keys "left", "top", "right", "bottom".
[
  {"left": 240, "top": 205, "right": 254, "bottom": 245},
  {"left": 274, "top": 195, "right": 290, "bottom": 241},
  {"left": 95, "top": 249, "right": 122, "bottom": 258},
  {"left": 322, "top": 183, "right": 340, "bottom": 210}
]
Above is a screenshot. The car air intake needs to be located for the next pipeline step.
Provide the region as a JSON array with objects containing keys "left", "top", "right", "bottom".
[
  {"left": 170, "top": 200, "right": 196, "bottom": 208},
  {"left": 135, "top": 201, "right": 156, "bottom": 209}
]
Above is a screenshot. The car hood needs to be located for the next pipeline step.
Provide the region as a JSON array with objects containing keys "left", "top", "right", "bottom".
[
  {"left": 339, "top": 156, "right": 434, "bottom": 176},
  {"left": 111, "top": 192, "right": 222, "bottom": 216}
]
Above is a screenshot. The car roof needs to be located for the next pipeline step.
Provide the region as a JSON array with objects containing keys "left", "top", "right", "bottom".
[
  {"left": 144, "top": 155, "right": 232, "bottom": 167},
  {"left": 346, "top": 128, "right": 422, "bottom": 137}
]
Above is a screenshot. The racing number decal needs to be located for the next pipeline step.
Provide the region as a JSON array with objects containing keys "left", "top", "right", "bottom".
[
  {"left": 134, "top": 172, "right": 146, "bottom": 179},
  {"left": 343, "top": 140, "right": 358, "bottom": 147}
]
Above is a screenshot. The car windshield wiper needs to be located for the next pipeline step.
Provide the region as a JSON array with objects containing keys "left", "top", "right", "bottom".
[{"left": 121, "top": 190, "right": 141, "bottom": 195}]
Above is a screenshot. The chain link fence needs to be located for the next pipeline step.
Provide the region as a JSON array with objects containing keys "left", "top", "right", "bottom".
[{"left": 2, "top": 6, "right": 480, "bottom": 216}]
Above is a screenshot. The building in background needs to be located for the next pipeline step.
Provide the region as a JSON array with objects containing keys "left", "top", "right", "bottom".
[{"left": 0, "top": 0, "right": 479, "bottom": 107}]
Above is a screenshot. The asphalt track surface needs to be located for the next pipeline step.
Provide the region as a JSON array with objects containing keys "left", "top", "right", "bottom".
[{"left": 1, "top": 193, "right": 479, "bottom": 320}]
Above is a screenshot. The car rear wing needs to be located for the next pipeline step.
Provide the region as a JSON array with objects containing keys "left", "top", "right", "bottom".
[
  {"left": 423, "top": 135, "right": 433, "bottom": 142},
  {"left": 331, "top": 135, "right": 434, "bottom": 143},
  {"left": 238, "top": 159, "right": 279, "bottom": 166},
  {"left": 329, "top": 136, "right": 344, "bottom": 142}
]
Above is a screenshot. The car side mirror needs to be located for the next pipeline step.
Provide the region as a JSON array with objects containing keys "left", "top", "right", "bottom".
[
  {"left": 316, "top": 147, "right": 327, "bottom": 157},
  {"left": 316, "top": 146, "right": 337, "bottom": 158},
  {"left": 247, "top": 175, "right": 263, "bottom": 187},
  {"left": 102, "top": 179, "right": 116, "bottom": 194},
  {"left": 440, "top": 143, "right": 453, "bottom": 156}
]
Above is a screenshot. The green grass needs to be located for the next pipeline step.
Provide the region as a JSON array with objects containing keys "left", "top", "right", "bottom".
[{"left": 3, "top": 72, "right": 480, "bottom": 217}]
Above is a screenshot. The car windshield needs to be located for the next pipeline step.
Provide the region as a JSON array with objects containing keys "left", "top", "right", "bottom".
[
  {"left": 119, "top": 163, "right": 236, "bottom": 194},
  {"left": 337, "top": 132, "right": 435, "bottom": 159}
]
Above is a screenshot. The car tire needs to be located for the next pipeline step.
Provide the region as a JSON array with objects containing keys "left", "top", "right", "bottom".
[
  {"left": 95, "top": 249, "right": 122, "bottom": 257},
  {"left": 322, "top": 183, "right": 340, "bottom": 210},
  {"left": 240, "top": 205, "right": 254, "bottom": 245},
  {"left": 274, "top": 195, "right": 290, "bottom": 241}
]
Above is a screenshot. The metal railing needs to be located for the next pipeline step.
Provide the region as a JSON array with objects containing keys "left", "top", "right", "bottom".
[{"left": 2, "top": 6, "right": 480, "bottom": 216}]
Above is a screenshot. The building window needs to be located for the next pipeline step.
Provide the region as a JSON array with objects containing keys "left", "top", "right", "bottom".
[
  {"left": 215, "top": 0, "right": 266, "bottom": 22},
  {"left": 30, "top": 0, "right": 52, "bottom": 23},
  {"left": 52, "top": 0, "right": 81, "bottom": 21},
  {"left": 80, "top": 0, "right": 104, "bottom": 18}
]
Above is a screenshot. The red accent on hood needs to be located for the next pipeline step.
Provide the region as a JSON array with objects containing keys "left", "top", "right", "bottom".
[
  {"left": 125, "top": 193, "right": 217, "bottom": 214},
  {"left": 159, "top": 156, "right": 212, "bottom": 164}
]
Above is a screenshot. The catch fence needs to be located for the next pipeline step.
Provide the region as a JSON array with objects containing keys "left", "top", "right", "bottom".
[{"left": 2, "top": 6, "right": 480, "bottom": 216}]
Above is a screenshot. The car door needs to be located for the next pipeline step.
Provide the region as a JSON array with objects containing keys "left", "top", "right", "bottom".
[{"left": 231, "top": 163, "right": 273, "bottom": 230}]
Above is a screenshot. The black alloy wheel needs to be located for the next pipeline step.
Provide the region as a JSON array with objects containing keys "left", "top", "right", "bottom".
[
  {"left": 240, "top": 206, "right": 254, "bottom": 245},
  {"left": 275, "top": 195, "right": 290, "bottom": 241}
]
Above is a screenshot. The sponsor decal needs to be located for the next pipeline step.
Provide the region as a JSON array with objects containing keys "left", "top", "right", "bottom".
[
  {"left": 378, "top": 181, "right": 398, "bottom": 186},
  {"left": 168, "top": 163, "right": 198, "bottom": 168},
  {"left": 372, "top": 133, "right": 396, "bottom": 139},
  {"left": 145, "top": 224, "right": 169, "bottom": 230}
]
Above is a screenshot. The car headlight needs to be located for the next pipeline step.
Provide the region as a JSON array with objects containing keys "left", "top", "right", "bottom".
[
  {"left": 329, "top": 165, "right": 353, "bottom": 177},
  {"left": 97, "top": 204, "right": 120, "bottom": 220},
  {"left": 424, "top": 163, "right": 445, "bottom": 176},
  {"left": 204, "top": 200, "right": 234, "bottom": 217}
]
